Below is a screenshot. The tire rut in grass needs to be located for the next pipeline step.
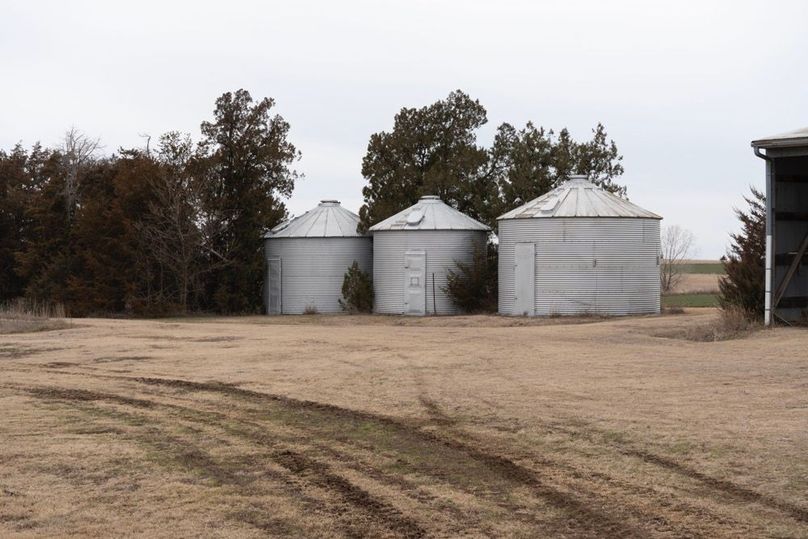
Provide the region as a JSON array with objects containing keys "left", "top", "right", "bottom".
[
  {"left": 623, "top": 448, "right": 808, "bottom": 525},
  {"left": 20, "top": 375, "right": 732, "bottom": 537},
  {"left": 541, "top": 420, "right": 808, "bottom": 526},
  {"left": 17, "top": 384, "right": 427, "bottom": 538},
  {"left": 272, "top": 449, "right": 426, "bottom": 538},
  {"left": 130, "top": 376, "right": 646, "bottom": 538},
  {"left": 20, "top": 386, "right": 155, "bottom": 409},
  {"left": 14, "top": 376, "right": 737, "bottom": 537}
]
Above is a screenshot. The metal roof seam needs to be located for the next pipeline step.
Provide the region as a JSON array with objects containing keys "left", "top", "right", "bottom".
[
  {"left": 266, "top": 201, "right": 367, "bottom": 238},
  {"left": 497, "top": 175, "right": 660, "bottom": 220}
]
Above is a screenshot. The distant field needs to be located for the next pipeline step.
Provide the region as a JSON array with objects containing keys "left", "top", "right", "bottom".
[
  {"left": 666, "top": 260, "right": 724, "bottom": 299},
  {"left": 676, "top": 262, "right": 725, "bottom": 275},
  {"left": 662, "top": 293, "right": 720, "bottom": 308}
]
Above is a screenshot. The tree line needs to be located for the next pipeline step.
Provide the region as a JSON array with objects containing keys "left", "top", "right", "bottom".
[
  {"left": 0, "top": 88, "right": 628, "bottom": 316},
  {"left": 0, "top": 90, "right": 298, "bottom": 315}
]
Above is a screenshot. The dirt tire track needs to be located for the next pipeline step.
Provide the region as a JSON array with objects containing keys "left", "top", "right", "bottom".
[
  {"left": 272, "top": 449, "right": 426, "bottom": 538},
  {"left": 539, "top": 420, "right": 808, "bottom": 526},
  {"left": 15, "top": 386, "right": 155, "bottom": 409},
  {"left": 131, "top": 376, "right": 648, "bottom": 538},
  {"left": 13, "top": 384, "right": 428, "bottom": 538},
  {"left": 13, "top": 374, "right": 781, "bottom": 538},
  {"left": 623, "top": 448, "right": 808, "bottom": 525},
  {"left": 16, "top": 376, "right": 638, "bottom": 536}
]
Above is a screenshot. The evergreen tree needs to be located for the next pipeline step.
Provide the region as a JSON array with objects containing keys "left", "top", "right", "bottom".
[
  {"left": 489, "top": 122, "right": 625, "bottom": 220},
  {"left": 0, "top": 144, "right": 47, "bottom": 300},
  {"left": 359, "top": 90, "right": 494, "bottom": 231},
  {"left": 196, "top": 89, "right": 300, "bottom": 312},
  {"left": 719, "top": 187, "right": 766, "bottom": 317},
  {"left": 359, "top": 91, "right": 626, "bottom": 231}
]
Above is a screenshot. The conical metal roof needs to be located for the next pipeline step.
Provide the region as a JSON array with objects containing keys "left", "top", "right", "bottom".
[
  {"left": 265, "top": 200, "right": 366, "bottom": 238},
  {"left": 498, "top": 176, "right": 661, "bottom": 220},
  {"left": 369, "top": 196, "right": 490, "bottom": 232}
]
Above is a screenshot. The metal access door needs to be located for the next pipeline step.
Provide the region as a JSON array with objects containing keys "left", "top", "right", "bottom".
[
  {"left": 267, "top": 257, "right": 282, "bottom": 314},
  {"left": 403, "top": 250, "right": 426, "bottom": 315},
  {"left": 514, "top": 243, "right": 535, "bottom": 315}
]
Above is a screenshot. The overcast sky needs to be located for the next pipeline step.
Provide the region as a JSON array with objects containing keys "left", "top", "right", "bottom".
[{"left": 2, "top": 0, "right": 806, "bottom": 257}]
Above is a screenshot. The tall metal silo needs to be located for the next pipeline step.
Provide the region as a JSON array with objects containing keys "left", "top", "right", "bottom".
[
  {"left": 264, "top": 200, "right": 372, "bottom": 314},
  {"left": 369, "top": 196, "right": 489, "bottom": 315},
  {"left": 498, "top": 176, "right": 662, "bottom": 316}
]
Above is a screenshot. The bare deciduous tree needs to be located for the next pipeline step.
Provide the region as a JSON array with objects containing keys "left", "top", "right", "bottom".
[
  {"left": 61, "top": 127, "right": 101, "bottom": 221},
  {"left": 135, "top": 133, "right": 201, "bottom": 312},
  {"left": 661, "top": 225, "right": 696, "bottom": 293}
]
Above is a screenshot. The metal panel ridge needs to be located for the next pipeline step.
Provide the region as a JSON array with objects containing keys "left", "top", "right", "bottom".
[
  {"left": 369, "top": 196, "right": 489, "bottom": 232},
  {"left": 266, "top": 200, "right": 367, "bottom": 238},
  {"left": 498, "top": 176, "right": 661, "bottom": 220}
]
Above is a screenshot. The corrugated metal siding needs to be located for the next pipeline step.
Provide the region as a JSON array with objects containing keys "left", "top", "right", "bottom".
[
  {"left": 373, "top": 230, "right": 486, "bottom": 315},
  {"left": 265, "top": 237, "right": 372, "bottom": 314},
  {"left": 499, "top": 218, "right": 660, "bottom": 316}
]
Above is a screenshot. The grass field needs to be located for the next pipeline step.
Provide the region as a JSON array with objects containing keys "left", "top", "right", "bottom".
[
  {"left": 1, "top": 313, "right": 806, "bottom": 537},
  {"left": 677, "top": 262, "right": 725, "bottom": 275},
  {"left": 662, "top": 293, "right": 720, "bottom": 308},
  {"left": 665, "top": 260, "right": 724, "bottom": 306}
]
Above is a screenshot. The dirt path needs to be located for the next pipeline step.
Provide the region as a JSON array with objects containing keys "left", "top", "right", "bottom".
[{"left": 1, "top": 312, "right": 806, "bottom": 537}]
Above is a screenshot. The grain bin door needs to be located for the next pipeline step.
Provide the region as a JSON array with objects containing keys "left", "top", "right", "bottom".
[
  {"left": 514, "top": 243, "right": 535, "bottom": 315},
  {"left": 403, "top": 250, "right": 426, "bottom": 315},
  {"left": 267, "top": 257, "right": 282, "bottom": 314}
]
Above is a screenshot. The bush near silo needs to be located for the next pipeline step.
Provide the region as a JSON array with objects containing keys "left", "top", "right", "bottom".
[
  {"left": 444, "top": 243, "right": 498, "bottom": 313},
  {"left": 340, "top": 262, "right": 373, "bottom": 313}
]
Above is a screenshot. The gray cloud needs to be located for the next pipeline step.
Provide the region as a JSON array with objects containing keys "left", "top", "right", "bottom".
[{"left": 2, "top": 0, "right": 806, "bottom": 257}]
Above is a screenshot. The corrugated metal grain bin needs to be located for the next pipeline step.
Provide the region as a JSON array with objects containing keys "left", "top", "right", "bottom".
[
  {"left": 369, "top": 196, "right": 489, "bottom": 315},
  {"left": 264, "top": 200, "right": 372, "bottom": 314},
  {"left": 498, "top": 176, "right": 662, "bottom": 316}
]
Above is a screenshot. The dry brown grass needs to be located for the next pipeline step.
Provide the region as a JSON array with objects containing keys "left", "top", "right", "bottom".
[
  {"left": 0, "top": 299, "right": 72, "bottom": 334},
  {"left": 690, "top": 307, "right": 762, "bottom": 341},
  {"left": 0, "top": 312, "right": 806, "bottom": 537},
  {"left": 670, "top": 273, "right": 721, "bottom": 294}
]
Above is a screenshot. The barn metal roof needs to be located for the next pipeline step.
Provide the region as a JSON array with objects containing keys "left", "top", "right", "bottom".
[
  {"left": 751, "top": 127, "right": 808, "bottom": 149},
  {"left": 265, "top": 200, "right": 367, "bottom": 238},
  {"left": 369, "top": 196, "right": 490, "bottom": 232},
  {"left": 498, "top": 176, "right": 661, "bottom": 220}
]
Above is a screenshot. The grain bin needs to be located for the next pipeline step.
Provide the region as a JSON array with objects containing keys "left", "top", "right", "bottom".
[
  {"left": 264, "top": 200, "right": 372, "bottom": 314},
  {"left": 498, "top": 176, "right": 662, "bottom": 316},
  {"left": 369, "top": 196, "right": 489, "bottom": 315}
]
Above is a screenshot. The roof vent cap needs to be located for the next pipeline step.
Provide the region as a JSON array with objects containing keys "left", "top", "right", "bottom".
[{"left": 567, "top": 175, "right": 592, "bottom": 187}]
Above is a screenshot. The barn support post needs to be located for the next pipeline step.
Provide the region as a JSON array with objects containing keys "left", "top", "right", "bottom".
[{"left": 755, "top": 147, "right": 774, "bottom": 326}]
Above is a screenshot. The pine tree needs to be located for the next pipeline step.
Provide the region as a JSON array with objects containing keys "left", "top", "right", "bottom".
[
  {"left": 196, "top": 89, "right": 300, "bottom": 313},
  {"left": 719, "top": 187, "right": 766, "bottom": 317},
  {"left": 358, "top": 90, "right": 492, "bottom": 231}
]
